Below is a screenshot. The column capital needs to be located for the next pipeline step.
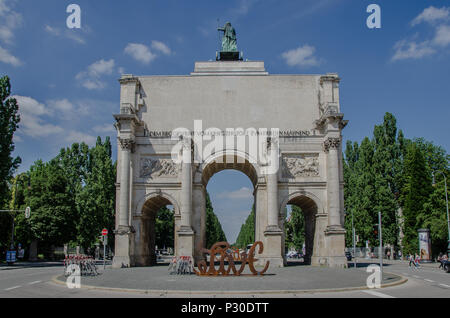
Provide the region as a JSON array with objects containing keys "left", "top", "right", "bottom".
[
  {"left": 119, "top": 138, "right": 135, "bottom": 151},
  {"left": 323, "top": 137, "right": 341, "bottom": 152}
]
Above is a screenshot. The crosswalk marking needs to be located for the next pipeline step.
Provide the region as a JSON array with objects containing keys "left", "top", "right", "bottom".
[
  {"left": 424, "top": 279, "right": 434, "bottom": 283},
  {"left": 439, "top": 284, "right": 450, "bottom": 288},
  {"left": 4, "top": 286, "right": 21, "bottom": 291},
  {"left": 363, "top": 290, "right": 395, "bottom": 298},
  {"left": 28, "top": 280, "right": 42, "bottom": 285}
]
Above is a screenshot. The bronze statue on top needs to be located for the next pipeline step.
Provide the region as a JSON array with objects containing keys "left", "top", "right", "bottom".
[{"left": 217, "top": 22, "right": 242, "bottom": 61}]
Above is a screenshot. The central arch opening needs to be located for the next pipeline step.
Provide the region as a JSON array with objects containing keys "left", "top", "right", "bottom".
[{"left": 202, "top": 154, "right": 258, "bottom": 251}]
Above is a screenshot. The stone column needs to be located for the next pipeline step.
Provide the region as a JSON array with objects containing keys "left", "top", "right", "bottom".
[
  {"left": 266, "top": 138, "right": 281, "bottom": 231},
  {"left": 119, "top": 138, "right": 133, "bottom": 227},
  {"left": 324, "top": 137, "right": 342, "bottom": 229},
  {"left": 323, "top": 136, "right": 347, "bottom": 268},
  {"left": 180, "top": 139, "right": 192, "bottom": 230},
  {"left": 177, "top": 139, "right": 194, "bottom": 257},
  {"left": 112, "top": 138, "right": 135, "bottom": 268},
  {"left": 263, "top": 138, "right": 283, "bottom": 267}
]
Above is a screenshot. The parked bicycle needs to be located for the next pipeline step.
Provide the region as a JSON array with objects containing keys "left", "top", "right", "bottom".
[
  {"left": 168, "top": 256, "right": 195, "bottom": 275},
  {"left": 64, "top": 255, "right": 99, "bottom": 277}
]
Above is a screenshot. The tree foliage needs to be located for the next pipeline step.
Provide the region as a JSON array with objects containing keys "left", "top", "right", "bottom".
[
  {"left": 284, "top": 205, "right": 305, "bottom": 251},
  {"left": 344, "top": 112, "right": 449, "bottom": 257},
  {"left": 235, "top": 205, "right": 255, "bottom": 248},
  {"left": 205, "top": 192, "right": 227, "bottom": 248},
  {"left": 155, "top": 206, "right": 174, "bottom": 249},
  {"left": 0, "top": 76, "right": 21, "bottom": 251},
  {"left": 5, "top": 137, "right": 116, "bottom": 256}
]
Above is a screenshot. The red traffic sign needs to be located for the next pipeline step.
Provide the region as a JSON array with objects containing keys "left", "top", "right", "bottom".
[{"left": 101, "top": 228, "right": 108, "bottom": 236}]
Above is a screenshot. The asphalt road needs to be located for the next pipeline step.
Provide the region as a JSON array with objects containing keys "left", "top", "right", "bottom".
[{"left": 0, "top": 260, "right": 448, "bottom": 298}]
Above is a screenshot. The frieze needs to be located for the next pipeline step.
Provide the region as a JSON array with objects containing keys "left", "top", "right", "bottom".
[
  {"left": 282, "top": 154, "right": 319, "bottom": 178},
  {"left": 140, "top": 157, "right": 179, "bottom": 178}
]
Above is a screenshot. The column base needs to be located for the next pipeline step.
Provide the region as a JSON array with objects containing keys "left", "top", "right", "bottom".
[
  {"left": 315, "top": 225, "right": 347, "bottom": 268},
  {"left": 261, "top": 226, "right": 284, "bottom": 267},
  {"left": 112, "top": 255, "right": 132, "bottom": 268},
  {"left": 112, "top": 225, "right": 134, "bottom": 268},
  {"left": 177, "top": 226, "right": 195, "bottom": 259}
]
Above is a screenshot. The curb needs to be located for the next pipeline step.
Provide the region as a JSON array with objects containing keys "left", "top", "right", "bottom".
[{"left": 51, "top": 272, "right": 408, "bottom": 296}]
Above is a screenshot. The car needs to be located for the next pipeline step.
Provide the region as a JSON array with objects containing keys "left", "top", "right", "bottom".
[{"left": 345, "top": 251, "right": 353, "bottom": 261}]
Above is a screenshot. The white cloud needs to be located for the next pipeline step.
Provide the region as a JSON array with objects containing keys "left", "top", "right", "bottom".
[
  {"left": 93, "top": 123, "right": 116, "bottom": 134},
  {"left": 76, "top": 59, "right": 115, "bottom": 90},
  {"left": 44, "top": 25, "right": 60, "bottom": 36},
  {"left": 65, "top": 31, "right": 86, "bottom": 45},
  {"left": 391, "top": 40, "right": 435, "bottom": 61},
  {"left": 0, "top": 0, "right": 22, "bottom": 44},
  {"left": 65, "top": 131, "right": 96, "bottom": 146},
  {"left": 433, "top": 24, "right": 450, "bottom": 47},
  {"left": 281, "top": 44, "right": 321, "bottom": 67},
  {"left": 151, "top": 40, "right": 171, "bottom": 55},
  {"left": 0, "top": 46, "right": 21, "bottom": 66},
  {"left": 217, "top": 187, "right": 253, "bottom": 200},
  {"left": 124, "top": 43, "right": 156, "bottom": 64},
  {"left": 13, "top": 95, "right": 64, "bottom": 138},
  {"left": 0, "top": 0, "right": 22, "bottom": 66},
  {"left": 12, "top": 95, "right": 103, "bottom": 148},
  {"left": 44, "top": 24, "right": 86, "bottom": 44},
  {"left": 411, "top": 6, "right": 450, "bottom": 26}
]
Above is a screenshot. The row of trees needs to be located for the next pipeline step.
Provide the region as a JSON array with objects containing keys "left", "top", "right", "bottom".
[
  {"left": 0, "top": 76, "right": 22, "bottom": 253},
  {"left": 235, "top": 204, "right": 305, "bottom": 251},
  {"left": 3, "top": 138, "right": 116, "bottom": 256},
  {"left": 344, "top": 112, "right": 449, "bottom": 256}
]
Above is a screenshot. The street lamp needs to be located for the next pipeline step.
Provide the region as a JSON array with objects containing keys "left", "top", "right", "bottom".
[{"left": 432, "top": 170, "right": 450, "bottom": 256}]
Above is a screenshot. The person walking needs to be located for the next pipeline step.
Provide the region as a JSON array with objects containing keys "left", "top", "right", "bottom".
[
  {"left": 408, "top": 254, "right": 416, "bottom": 269},
  {"left": 414, "top": 254, "right": 421, "bottom": 269}
]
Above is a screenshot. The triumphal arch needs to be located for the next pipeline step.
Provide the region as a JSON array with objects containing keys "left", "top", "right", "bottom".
[{"left": 112, "top": 55, "right": 348, "bottom": 269}]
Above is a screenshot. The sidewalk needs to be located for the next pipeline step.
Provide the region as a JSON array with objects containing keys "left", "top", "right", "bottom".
[
  {"left": 354, "top": 257, "right": 441, "bottom": 269},
  {"left": 0, "top": 261, "right": 62, "bottom": 270},
  {"left": 54, "top": 262, "right": 405, "bottom": 294}
]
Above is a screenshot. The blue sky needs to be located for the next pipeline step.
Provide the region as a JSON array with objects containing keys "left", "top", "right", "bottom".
[{"left": 1, "top": 0, "right": 450, "bottom": 242}]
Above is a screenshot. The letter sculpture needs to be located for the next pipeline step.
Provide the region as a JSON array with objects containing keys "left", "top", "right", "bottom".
[{"left": 194, "top": 241, "right": 270, "bottom": 276}]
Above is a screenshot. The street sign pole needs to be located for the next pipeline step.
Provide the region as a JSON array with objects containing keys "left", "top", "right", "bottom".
[
  {"left": 379, "top": 211, "right": 383, "bottom": 283},
  {"left": 103, "top": 235, "right": 107, "bottom": 269},
  {"left": 101, "top": 228, "right": 108, "bottom": 269}
]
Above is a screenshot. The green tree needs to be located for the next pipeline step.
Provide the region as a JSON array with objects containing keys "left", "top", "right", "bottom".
[
  {"left": 401, "top": 142, "right": 433, "bottom": 255},
  {"left": 235, "top": 205, "right": 255, "bottom": 248},
  {"left": 415, "top": 138, "right": 449, "bottom": 256},
  {"left": 75, "top": 137, "right": 115, "bottom": 250},
  {"left": 24, "top": 160, "right": 77, "bottom": 255},
  {"left": 372, "top": 113, "right": 402, "bottom": 246},
  {"left": 205, "top": 192, "right": 227, "bottom": 248},
  {"left": 344, "top": 137, "right": 377, "bottom": 246},
  {"left": 284, "top": 205, "right": 305, "bottom": 250},
  {"left": 155, "top": 206, "right": 174, "bottom": 249},
  {"left": 0, "top": 76, "right": 21, "bottom": 251}
]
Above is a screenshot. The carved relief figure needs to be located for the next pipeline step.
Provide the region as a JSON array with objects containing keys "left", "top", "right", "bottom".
[
  {"left": 140, "top": 157, "right": 178, "bottom": 178},
  {"left": 282, "top": 155, "right": 319, "bottom": 178}
]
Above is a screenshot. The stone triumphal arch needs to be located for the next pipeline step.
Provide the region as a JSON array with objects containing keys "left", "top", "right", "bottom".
[{"left": 112, "top": 60, "right": 348, "bottom": 268}]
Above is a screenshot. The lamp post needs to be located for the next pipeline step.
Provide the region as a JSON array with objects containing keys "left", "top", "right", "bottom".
[
  {"left": 351, "top": 208, "right": 356, "bottom": 269},
  {"left": 432, "top": 170, "right": 450, "bottom": 256}
]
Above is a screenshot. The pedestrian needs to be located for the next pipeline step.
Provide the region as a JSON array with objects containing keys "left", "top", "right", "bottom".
[
  {"left": 438, "top": 253, "right": 444, "bottom": 269},
  {"left": 414, "top": 254, "right": 420, "bottom": 268},
  {"left": 408, "top": 254, "right": 415, "bottom": 268}
]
